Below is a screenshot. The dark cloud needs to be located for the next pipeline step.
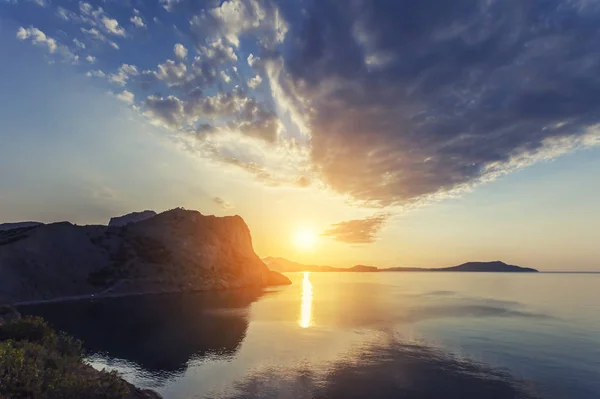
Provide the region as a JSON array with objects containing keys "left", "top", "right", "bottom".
[
  {"left": 278, "top": 0, "right": 600, "bottom": 206},
  {"left": 322, "top": 213, "right": 390, "bottom": 244}
]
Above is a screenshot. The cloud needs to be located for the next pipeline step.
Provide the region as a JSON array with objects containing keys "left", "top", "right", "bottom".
[
  {"left": 322, "top": 213, "right": 390, "bottom": 244},
  {"left": 197, "top": 38, "right": 238, "bottom": 64},
  {"left": 173, "top": 43, "right": 187, "bottom": 59},
  {"left": 220, "top": 70, "right": 232, "bottom": 83},
  {"left": 108, "top": 64, "right": 139, "bottom": 86},
  {"left": 16, "top": 26, "right": 57, "bottom": 53},
  {"left": 13, "top": 0, "right": 600, "bottom": 207},
  {"left": 155, "top": 59, "right": 187, "bottom": 86},
  {"left": 57, "top": 7, "right": 79, "bottom": 21},
  {"left": 208, "top": 0, "right": 288, "bottom": 48},
  {"left": 268, "top": 0, "right": 600, "bottom": 206},
  {"left": 73, "top": 38, "right": 86, "bottom": 49},
  {"left": 130, "top": 15, "right": 145, "bottom": 28},
  {"left": 115, "top": 90, "right": 134, "bottom": 104},
  {"left": 247, "top": 75, "right": 262, "bottom": 88},
  {"left": 80, "top": 27, "right": 119, "bottom": 49},
  {"left": 16, "top": 26, "right": 76, "bottom": 62},
  {"left": 212, "top": 197, "right": 234, "bottom": 210},
  {"left": 144, "top": 95, "right": 185, "bottom": 129},
  {"left": 86, "top": 55, "right": 95, "bottom": 63},
  {"left": 101, "top": 16, "right": 125, "bottom": 36},
  {"left": 86, "top": 69, "right": 106, "bottom": 78}
]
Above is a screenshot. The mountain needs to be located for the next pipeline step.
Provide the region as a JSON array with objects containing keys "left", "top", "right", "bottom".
[
  {"left": 108, "top": 210, "right": 157, "bottom": 227},
  {"left": 263, "top": 257, "right": 379, "bottom": 272},
  {"left": 383, "top": 261, "right": 538, "bottom": 273},
  {"left": 0, "top": 208, "right": 290, "bottom": 304},
  {"left": 0, "top": 222, "right": 43, "bottom": 232}
]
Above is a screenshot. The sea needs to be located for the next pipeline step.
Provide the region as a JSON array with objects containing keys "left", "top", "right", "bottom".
[{"left": 18, "top": 272, "right": 600, "bottom": 399}]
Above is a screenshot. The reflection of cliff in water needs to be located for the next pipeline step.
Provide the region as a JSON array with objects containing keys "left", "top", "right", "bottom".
[{"left": 18, "top": 289, "right": 267, "bottom": 375}]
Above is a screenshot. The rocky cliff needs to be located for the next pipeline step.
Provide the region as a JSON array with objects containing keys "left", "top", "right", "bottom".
[
  {"left": 0, "top": 208, "right": 290, "bottom": 304},
  {"left": 108, "top": 210, "right": 157, "bottom": 227}
]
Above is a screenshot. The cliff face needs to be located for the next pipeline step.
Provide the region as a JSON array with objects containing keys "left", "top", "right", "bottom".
[
  {"left": 108, "top": 211, "right": 157, "bottom": 227},
  {"left": 0, "top": 209, "right": 290, "bottom": 304}
]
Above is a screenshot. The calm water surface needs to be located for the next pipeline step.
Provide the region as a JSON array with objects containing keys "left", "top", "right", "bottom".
[{"left": 19, "top": 272, "right": 600, "bottom": 399}]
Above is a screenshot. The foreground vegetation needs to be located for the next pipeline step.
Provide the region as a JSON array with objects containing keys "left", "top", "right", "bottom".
[{"left": 0, "top": 313, "right": 146, "bottom": 399}]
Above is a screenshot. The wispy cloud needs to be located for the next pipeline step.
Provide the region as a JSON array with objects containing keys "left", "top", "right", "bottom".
[
  {"left": 212, "top": 197, "right": 234, "bottom": 210},
  {"left": 322, "top": 213, "right": 391, "bottom": 244}
]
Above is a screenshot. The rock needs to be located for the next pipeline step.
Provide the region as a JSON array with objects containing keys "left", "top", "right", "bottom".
[
  {"left": 108, "top": 211, "right": 157, "bottom": 228},
  {"left": 0, "top": 208, "right": 291, "bottom": 304},
  {"left": 130, "top": 388, "right": 163, "bottom": 399},
  {"left": 267, "top": 270, "right": 292, "bottom": 286},
  {"left": 0, "top": 222, "right": 43, "bottom": 231},
  {"left": 108, "top": 210, "right": 157, "bottom": 227}
]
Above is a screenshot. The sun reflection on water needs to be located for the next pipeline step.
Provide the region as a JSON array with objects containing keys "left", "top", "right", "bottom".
[{"left": 299, "top": 272, "right": 313, "bottom": 328}]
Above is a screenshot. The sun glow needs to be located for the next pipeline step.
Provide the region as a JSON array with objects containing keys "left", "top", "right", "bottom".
[
  {"left": 294, "top": 228, "right": 317, "bottom": 250},
  {"left": 299, "top": 272, "right": 313, "bottom": 328}
]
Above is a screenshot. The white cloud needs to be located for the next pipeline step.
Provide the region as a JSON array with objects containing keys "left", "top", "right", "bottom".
[
  {"left": 73, "top": 38, "right": 86, "bottom": 49},
  {"left": 16, "top": 26, "right": 57, "bottom": 53},
  {"left": 86, "top": 55, "right": 95, "bottom": 63},
  {"left": 198, "top": 38, "right": 237, "bottom": 63},
  {"left": 56, "top": 6, "right": 77, "bottom": 21},
  {"left": 155, "top": 59, "right": 187, "bottom": 86},
  {"left": 108, "top": 64, "right": 139, "bottom": 86},
  {"left": 81, "top": 27, "right": 119, "bottom": 49},
  {"left": 16, "top": 26, "right": 76, "bottom": 62},
  {"left": 248, "top": 75, "right": 262, "bottom": 88},
  {"left": 159, "top": 0, "right": 183, "bottom": 12},
  {"left": 130, "top": 15, "right": 145, "bottom": 28},
  {"left": 247, "top": 53, "right": 258, "bottom": 67},
  {"left": 86, "top": 69, "right": 106, "bottom": 78},
  {"left": 208, "top": 0, "right": 288, "bottom": 49},
  {"left": 220, "top": 70, "right": 231, "bottom": 83},
  {"left": 102, "top": 16, "right": 125, "bottom": 36},
  {"left": 174, "top": 43, "right": 187, "bottom": 59},
  {"left": 31, "top": 0, "right": 48, "bottom": 7},
  {"left": 115, "top": 90, "right": 134, "bottom": 104}
]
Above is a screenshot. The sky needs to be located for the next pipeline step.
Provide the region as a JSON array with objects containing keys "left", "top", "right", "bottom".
[{"left": 1, "top": 0, "right": 599, "bottom": 271}]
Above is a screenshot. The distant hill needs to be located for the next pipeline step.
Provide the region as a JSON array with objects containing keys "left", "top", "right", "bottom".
[
  {"left": 383, "top": 261, "right": 538, "bottom": 273},
  {"left": 263, "top": 257, "right": 340, "bottom": 272},
  {"left": 263, "top": 257, "right": 378, "bottom": 272},
  {"left": 264, "top": 258, "right": 537, "bottom": 273}
]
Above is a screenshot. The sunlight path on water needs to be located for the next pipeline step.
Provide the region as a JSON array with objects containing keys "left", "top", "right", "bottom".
[{"left": 299, "top": 272, "right": 313, "bottom": 328}]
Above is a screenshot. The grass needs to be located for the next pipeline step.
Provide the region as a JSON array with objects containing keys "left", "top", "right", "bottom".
[{"left": 0, "top": 316, "right": 133, "bottom": 399}]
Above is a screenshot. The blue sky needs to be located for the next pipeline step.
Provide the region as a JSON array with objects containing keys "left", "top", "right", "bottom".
[{"left": 1, "top": 0, "right": 599, "bottom": 270}]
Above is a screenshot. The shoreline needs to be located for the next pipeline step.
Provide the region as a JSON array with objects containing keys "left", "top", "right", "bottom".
[{"left": 11, "top": 282, "right": 288, "bottom": 307}]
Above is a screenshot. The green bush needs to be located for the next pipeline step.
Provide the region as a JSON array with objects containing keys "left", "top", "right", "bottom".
[{"left": 0, "top": 317, "right": 132, "bottom": 399}]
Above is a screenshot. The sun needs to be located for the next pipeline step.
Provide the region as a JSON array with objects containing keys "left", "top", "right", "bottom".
[{"left": 293, "top": 228, "right": 318, "bottom": 250}]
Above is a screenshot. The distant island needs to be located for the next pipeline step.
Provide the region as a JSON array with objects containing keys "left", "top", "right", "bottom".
[
  {"left": 0, "top": 208, "right": 290, "bottom": 305},
  {"left": 384, "top": 261, "right": 538, "bottom": 273},
  {"left": 264, "top": 257, "right": 538, "bottom": 273}
]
